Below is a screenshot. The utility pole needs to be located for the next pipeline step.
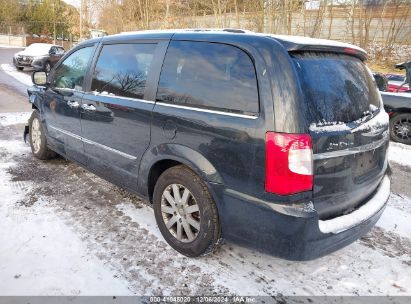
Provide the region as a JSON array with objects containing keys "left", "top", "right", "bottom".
[{"left": 53, "top": 1, "right": 56, "bottom": 44}]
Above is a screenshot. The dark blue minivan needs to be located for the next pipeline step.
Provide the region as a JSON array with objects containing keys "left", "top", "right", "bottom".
[{"left": 27, "top": 29, "right": 390, "bottom": 260}]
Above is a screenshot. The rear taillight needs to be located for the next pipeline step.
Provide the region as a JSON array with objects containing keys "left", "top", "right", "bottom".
[{"left": 265, "top": 132, "right": 313, "bottom": 195}]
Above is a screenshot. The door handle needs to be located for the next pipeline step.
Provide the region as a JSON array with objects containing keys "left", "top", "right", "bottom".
[
  {"left": 67, "top": 100, "right": 80, "bottom": 108},
  {"left": 81, "top": 104, "right": 96, "bottom": 111}
]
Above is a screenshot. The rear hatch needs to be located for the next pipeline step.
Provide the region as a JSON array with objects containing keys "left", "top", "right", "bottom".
[{"left": 292, "top": 52, "right": 389, "bottom": 220}]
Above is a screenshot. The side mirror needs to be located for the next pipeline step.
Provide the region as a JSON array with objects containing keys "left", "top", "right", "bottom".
[
  {"left": 32, "top": 71, "right": 48, "bottom": 86},
  {"left": 49, "top": 49, "right": 56, "bottom": 55}
]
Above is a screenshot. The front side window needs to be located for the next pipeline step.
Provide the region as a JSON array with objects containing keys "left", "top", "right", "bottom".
[
  {"left": 91, "top": 43, "right": 156, "bottom": 99},
  {"left": 53, "top": 46, "right": 94, "bottom": 90},
  {"left": 156, "top": 41, "right": 259, "bottom": 114}
]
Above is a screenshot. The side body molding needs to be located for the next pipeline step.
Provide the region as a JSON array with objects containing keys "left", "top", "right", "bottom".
[{"left": 137, "top": 143, "right": 223, "bottom": 197}]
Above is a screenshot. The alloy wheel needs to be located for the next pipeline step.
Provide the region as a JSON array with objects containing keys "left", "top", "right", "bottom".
[
  {"left": 393, "top": 116, "right": 411, "bottom": 140},
  {"left": 161, "top": 183, "right": 201, "bottom": 243}
]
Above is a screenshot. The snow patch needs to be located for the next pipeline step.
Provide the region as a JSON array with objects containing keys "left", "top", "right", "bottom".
[
  {"left": 0, "top": 112, "right": 31, "bottom": 127},
  {"left": 116, "top": 202, "right": 163, "bottom": 240},
  {"left": 0, "top": 139, "right": 30, "bottom": 155},
  {"left": 351, "top": 108, "right": 389, "bottom": 133},
  {"left": 309, "top": 121, "right": 352, "bottom": 133},
  {"left": 376, "top": 194, "right": 411, "bottom": 239},
  {"left": 389, "top": 142, "right": 411, "bottom": 167},
  {"left": 0, "top": 162, "right": 131, "bottom": 296},
  {"left": 309, "top": 105, "right": 387, "bottom": 134}
]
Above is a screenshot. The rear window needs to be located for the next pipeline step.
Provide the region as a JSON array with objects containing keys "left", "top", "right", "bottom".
[{"left": 293, "top": 52, "right": 380, "bottom": 125}]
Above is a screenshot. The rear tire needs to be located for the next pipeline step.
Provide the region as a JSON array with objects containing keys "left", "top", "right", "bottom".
[
  {"left": 390, "top": 113, "right": 411, "bottom": 145},
  {"left": 28, "top": 110, "right": 56, "bottom": 160},
  {"left": 153, "top": 165, "right": 221, "bottom": 257}
]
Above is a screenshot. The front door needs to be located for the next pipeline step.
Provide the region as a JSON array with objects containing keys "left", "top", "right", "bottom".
[
  {"left": 43, "top": 45, "right": 95, "bottom": 163},
  {"left": 80, "top": 42, "right": 164, "bottom": 190}
]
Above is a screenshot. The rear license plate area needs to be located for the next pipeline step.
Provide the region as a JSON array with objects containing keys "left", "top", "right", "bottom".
[{"left": 352, "top": 151, "right": 379, "bottom": 181}]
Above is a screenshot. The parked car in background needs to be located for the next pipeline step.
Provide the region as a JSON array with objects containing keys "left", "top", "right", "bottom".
[
  {"left": 373, "top": 72, "right": 388, "bottom": 91},
  {"left": 26, "top": 30, "right": 390, "bottom": 260},
  {"left": 387, "top": 80, "right": 410, "bottom": 92},
  {"left": 386, "top": 61, "right": 411, "bottom": 92},
  {"left": 13, "top": 43, "right": 65, "bottom": 72},
  {"left": 385, "top": 73, "right": 408, "bottom": 92},
  {"left": 386, "top": 73, "right": 405, "bottom": 82},
  {"left": 381, "top": 91, "right": 411, "bottom": 144}
]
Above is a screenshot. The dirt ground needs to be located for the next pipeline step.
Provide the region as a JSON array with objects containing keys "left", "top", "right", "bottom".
[{"left": 0, "top": 84, "right": 31, "bottom": 113}]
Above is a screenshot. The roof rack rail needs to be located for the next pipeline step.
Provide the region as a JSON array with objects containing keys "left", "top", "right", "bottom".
[{"left": 222, "top": 28, "right": 250, "bottom": 33}]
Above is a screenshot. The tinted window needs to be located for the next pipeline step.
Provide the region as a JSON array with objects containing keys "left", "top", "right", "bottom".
[
  {"left": 53, "top": 46, "right": 94, "bottom": 90},
  {"left": 293, "top": 52, "right": 380, "bottom": 124},
  {"left": 91, "top": 43, "right": 156, "bottom": 99},
  {"left": 157, "top": 41, "right": 259, "bottom": 114}
]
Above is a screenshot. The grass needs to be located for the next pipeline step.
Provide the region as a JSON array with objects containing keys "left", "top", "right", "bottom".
[{"left": 367, "top": 62, "right": 404, "bottom": 75}]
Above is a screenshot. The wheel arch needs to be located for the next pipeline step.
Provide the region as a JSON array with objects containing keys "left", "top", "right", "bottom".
[
  {"left": 27, "top": 88, "right": 43, "bottom": 111},
  {"left": 138, "top": 143, "right": 223, "bottom": 203}
]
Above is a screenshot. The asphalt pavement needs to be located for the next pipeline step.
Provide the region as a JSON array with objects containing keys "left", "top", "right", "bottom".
[{"left": 0, "top": 47, "right": 31, "bottom": 97}]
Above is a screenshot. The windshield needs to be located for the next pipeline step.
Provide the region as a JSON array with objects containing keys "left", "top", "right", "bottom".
[
  {"left": 293, "top": 52, "right": 380, "bottom": 126},
  {"left": 24, "top": 44, "right": 51, "bottom": 55}
]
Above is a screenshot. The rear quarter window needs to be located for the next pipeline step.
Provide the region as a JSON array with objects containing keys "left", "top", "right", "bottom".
[
  {"left": 156, "top": 41, "right": 259, "bottom": 115},
  {"left": 293, "top": 52, "right": 381, "bottom": 125}
]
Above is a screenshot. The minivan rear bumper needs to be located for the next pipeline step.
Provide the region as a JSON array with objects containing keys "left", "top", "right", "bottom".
[{"left": 211, "top": 175, "right": 390, "bottom": 261}]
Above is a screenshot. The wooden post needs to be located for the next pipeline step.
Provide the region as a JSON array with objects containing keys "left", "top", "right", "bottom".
[{"left": 22, "top": 26, "right": 26, "bottom": 47}]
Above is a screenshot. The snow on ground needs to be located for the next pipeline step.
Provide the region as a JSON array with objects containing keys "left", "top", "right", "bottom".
[
  {"left": 389, "top": 142, "right": 411, "bottom": 167},
  {"left": 377, "top": 193, "right": 411, "bottom": 238},
  {"left": 0, "top": 116, "right": 410, "bottom": 296},
  {"left": 0, "top": 112, "right": 31, "bottom": 127},
  {"left": 0, "top": 140, "right": 131, "bottom": 295},
  {"left": 0, "top": 44, "right": 23, "bottom": 49},
  {"left": 0, "top": 63, "right": 32, "bottom": 87}
]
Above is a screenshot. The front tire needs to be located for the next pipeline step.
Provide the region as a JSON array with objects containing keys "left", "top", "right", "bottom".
[
  {"left": 153, "top": 165, "right": 221, "bottom": 257},
  {"left": 390, "top": 113, "right": 411, "bottom": 145},
  {"left": 28, "top": 111, "right": 56, "bottom": 160}
]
